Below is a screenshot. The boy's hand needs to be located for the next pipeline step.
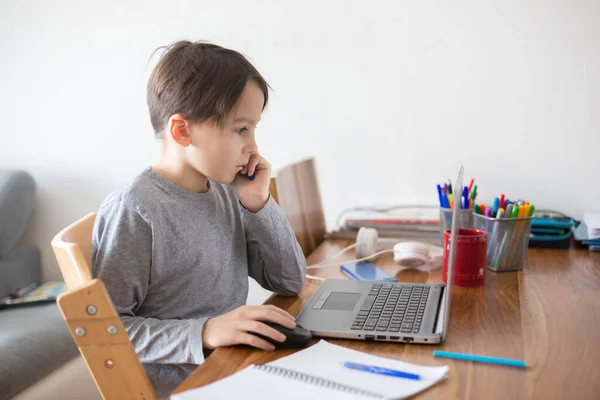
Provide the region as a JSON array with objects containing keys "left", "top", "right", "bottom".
[
  {"left": 231, "top": 153, "right": 271, "bottom": 213},
  {"left": 202, "top": 305, "right": 296, "bottom": 351}
]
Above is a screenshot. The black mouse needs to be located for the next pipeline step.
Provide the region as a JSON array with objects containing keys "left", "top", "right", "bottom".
[{"left": 252, "top": 321, "right": 312, "bottom": 349}]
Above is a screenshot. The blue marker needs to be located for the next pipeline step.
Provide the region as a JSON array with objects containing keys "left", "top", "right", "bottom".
[
  {"left": 492, "top": 197, "right": 500, "bottom": 217},
  {"left": 340, "top": 361, "right": 421, "bottom": 380},
  {"left": 437, "top": 185, "right": 444, "bottom": 207},
  {"left": 462, "top": 186, "right": 469, "bottom": 209},
  {"left": 433, "top": 350, "right": 526, "bottom": 368}
]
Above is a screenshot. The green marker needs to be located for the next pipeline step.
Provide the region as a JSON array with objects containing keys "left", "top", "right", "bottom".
[
  {"left": 474, "top": 204, "right": 482, "bottom": 215},
  {"left": 511, "top": 205, "right": 519, "bottom": 218},
  {"left": 528, "top": 204, "right": 535, "bottom": 217},
  {"left": 470, "top": 185, "right": 478, "bottom": 200}
]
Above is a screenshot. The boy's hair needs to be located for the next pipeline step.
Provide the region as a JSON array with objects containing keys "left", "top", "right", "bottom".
[{"left": 147, "top": 41, "right": 270, "bottom": 137}]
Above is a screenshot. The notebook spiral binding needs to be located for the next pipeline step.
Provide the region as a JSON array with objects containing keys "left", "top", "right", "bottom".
[{"left": 252, "top": 364, "right": 384, "bottom": 399}]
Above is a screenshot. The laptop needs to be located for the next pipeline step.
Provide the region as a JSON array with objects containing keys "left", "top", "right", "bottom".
[{"left": 295, "top": 166, "right": 464, "bottom": 344}]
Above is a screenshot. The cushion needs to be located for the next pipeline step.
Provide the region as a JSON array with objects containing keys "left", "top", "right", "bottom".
[
  {"left": 0, "top": 170, "right": 36, "bottom": 258},
  {"left": 0, "top": 303, "right": 78, "bottom": 400},
  {"left": 0, "top": 244, "right": 41, "bottom": 299}
]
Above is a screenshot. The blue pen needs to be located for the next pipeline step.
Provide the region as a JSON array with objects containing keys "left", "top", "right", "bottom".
[
  {"left": 433, "top": 350, "right": 526, "bottom": 368},
  {"left": 340, "top": 361, "right": 421, "bottom": 380},
  {"left": 437, "top": 185, "right": 444, "bottom": 207},
  {"left": 462, "top": 186, "right": 469, "bottom": 209},
  {"left": 248, "top": 174, "right": 255, "bottom": 181}
]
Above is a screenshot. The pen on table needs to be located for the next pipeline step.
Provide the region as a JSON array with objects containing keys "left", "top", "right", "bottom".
[
  {"left": 433, "top": 350, "right": 526, "bottom": 368},
  {"left": 340, "top": 361, "right": 421, "bottom": 381}
]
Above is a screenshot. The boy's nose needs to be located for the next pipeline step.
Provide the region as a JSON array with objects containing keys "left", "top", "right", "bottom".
[{"left": 244, "top": 139, "right": 258, "bottom": 154}]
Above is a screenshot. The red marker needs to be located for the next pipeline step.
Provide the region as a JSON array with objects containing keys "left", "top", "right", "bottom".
[
  {"left": 499, "top": 194, "right": 505, "bottom": 210},
  {"left": 468, "top": 179, "right": 474, "bottom": 194}
]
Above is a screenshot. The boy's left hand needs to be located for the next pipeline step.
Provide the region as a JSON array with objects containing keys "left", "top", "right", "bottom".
[{"left": 232, "top": 152, "right": 271, "bottom": 213}]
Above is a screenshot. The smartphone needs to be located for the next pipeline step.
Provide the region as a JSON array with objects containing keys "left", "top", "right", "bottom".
[{"left": 340, "top": 262, "right": 397, "bottom": 282}]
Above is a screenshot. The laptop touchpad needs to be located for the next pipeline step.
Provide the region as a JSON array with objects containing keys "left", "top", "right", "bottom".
[{"left": 321, "top": 292, "right": 361, "bottom": 311}]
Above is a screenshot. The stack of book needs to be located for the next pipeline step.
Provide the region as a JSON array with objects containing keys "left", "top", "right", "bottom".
[{"left": 327, "top": 206, "right": 441, "bottom": 244}]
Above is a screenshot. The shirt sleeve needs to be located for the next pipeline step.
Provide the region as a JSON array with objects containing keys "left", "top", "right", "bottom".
[
  {"left": 241, "top": 195, "right": 307, "bottom": 296},
  {"left": 92, "top": 199, "right": 206, "bottom": 364}
]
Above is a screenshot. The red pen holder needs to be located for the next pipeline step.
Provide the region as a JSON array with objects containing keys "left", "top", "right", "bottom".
[{"left": 442, "top": 229, "right": 487, "bottom": 287}]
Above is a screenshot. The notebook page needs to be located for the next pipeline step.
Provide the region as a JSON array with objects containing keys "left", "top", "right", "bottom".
[
  {"left": 268, "top": 340, "right": 448, "bottom": 400},
  {"left": 171, "top": 364, "right": 377, "bottom": 400}
]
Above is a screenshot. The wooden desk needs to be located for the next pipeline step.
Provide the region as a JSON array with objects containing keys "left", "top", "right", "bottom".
[{"left": 173, "top": 240, "right": 600, "bottom": 399}]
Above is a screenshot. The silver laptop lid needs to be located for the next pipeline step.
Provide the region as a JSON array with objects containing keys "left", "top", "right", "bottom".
[{"left": 441, "top": 166, "right": 463, "bottom": 342}]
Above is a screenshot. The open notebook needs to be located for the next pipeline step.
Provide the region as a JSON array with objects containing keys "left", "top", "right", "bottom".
[{"left": 172, "top": 340, "right": 448, "bottom": 400}]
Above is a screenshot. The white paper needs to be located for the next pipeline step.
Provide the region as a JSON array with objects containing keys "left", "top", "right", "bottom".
[
  {"left": 173, "top": 340, "right": 448, "bottom": 400},
  {"left": 269, "top": 340, "right": 448, "bottom": 399}
]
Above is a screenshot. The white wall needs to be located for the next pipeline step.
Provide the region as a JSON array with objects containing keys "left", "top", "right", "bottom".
[{"left": 1, "top": 0, "right": 598, "bottom": 280}]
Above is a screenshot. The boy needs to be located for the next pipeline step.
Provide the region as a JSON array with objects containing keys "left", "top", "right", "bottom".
[{"left": 92, "top": 41, "right": 307, "bottom": 398}]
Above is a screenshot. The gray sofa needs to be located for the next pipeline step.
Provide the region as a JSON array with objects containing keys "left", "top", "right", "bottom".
[{"left": 0, "top": 170, "right": 78, "bottom": 399}]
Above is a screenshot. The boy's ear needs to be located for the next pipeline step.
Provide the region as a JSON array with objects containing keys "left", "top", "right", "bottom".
[{"left": 167, "top": 114, "right": 192, "bottom": 147}]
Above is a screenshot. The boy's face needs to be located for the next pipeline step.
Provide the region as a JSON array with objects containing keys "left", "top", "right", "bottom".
[{"left": 185, "top": 81, "right": 264, "bottom": 184}]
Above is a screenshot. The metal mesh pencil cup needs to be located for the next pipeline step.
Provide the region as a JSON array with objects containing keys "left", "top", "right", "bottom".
[
  {"left": 474, "top": 214, "right": 533, "bottom": 271},
  {"left": 439, "top": 208, "right": 473, "bottom": 242}
]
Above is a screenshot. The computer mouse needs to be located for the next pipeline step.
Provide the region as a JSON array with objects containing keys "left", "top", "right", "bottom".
[{"left": 252, "top": 321, "right": 312, "bottom": 349}]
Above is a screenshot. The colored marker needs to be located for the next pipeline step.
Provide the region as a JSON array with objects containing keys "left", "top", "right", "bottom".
[
  {"left": 433, "top": 350, "right": 526, "bottom": 368},
  {"left": 511, "top": 205, "right": 519, "bottom": 218},
  {"left": 470, "top": 185, "right": 478, "bottom": 200},
  {"left": 468, "top": 179, "right": 474, "bottom": 193},
  {"left": 437, "top": 185, "right": 444, "bottom": 207},
  {"left": 528, "top": 204, "right": 535, "bottom": 217},
  {"left": 492, "top": 197, "right": 500, "bottom": 217},
  {"left": 340, "top": 361, "right": 421, "bottom": 380}
]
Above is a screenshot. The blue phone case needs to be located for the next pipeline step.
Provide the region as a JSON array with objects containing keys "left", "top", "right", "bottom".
[{"left": 340, "top": 262, "right": 397, "bottom": 282}]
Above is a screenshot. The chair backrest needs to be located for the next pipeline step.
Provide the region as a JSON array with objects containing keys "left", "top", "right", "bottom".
[
  {"left": 52, "top": 214, "right": 157, "bottom": 400},
  {"left": 57, "top": 279, "right": 156, "bottom": 400},
  {"left": 269, "top": 157, "right": 326, "bottom": 256},
  {"left": 51, "top": 212, "right": 96, "bottom": 290}
]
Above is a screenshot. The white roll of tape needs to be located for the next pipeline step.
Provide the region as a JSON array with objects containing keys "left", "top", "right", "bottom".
[{"left": 393, "top": 242, "right": 431, "bottom": 268}]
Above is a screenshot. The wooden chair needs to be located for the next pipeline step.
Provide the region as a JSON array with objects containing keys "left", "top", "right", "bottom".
[
  {"left": 51, "top": 214, "right": 156, "bottom": 400},
  {"left": 269, "top": 157, "right": 327, "bottom": 257}
]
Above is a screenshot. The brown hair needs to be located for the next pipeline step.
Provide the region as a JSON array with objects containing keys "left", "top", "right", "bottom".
[{"left": 147, "top": 41, "right": 270, "bottom": 137}]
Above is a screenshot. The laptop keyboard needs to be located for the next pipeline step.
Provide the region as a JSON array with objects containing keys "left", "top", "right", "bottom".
[{"left": 351, "top": 283, "right": 430, "bottom": 334}]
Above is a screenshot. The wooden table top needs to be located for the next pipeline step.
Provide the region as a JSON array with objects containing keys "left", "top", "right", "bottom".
[{"left": 173, "top": 239, "right": 600, "bottom": 399}]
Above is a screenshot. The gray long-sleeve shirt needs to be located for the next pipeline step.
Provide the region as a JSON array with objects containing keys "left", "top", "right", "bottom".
[{"left": 92, "top": 167, "right": 306, "bottom": 398}]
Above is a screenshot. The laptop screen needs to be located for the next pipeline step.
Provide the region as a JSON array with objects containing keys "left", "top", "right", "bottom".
[{"left": 441, "top": 166, "right": 463, "bottom": 342}]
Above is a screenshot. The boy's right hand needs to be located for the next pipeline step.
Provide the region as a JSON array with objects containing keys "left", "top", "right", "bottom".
[{"left": 202, "top": 305, "right": 296, "bottom": 351}]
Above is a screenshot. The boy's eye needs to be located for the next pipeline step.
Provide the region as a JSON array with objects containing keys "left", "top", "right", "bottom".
[{"left": 235, "top": 127, "right": 248, "bottom": 135}]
